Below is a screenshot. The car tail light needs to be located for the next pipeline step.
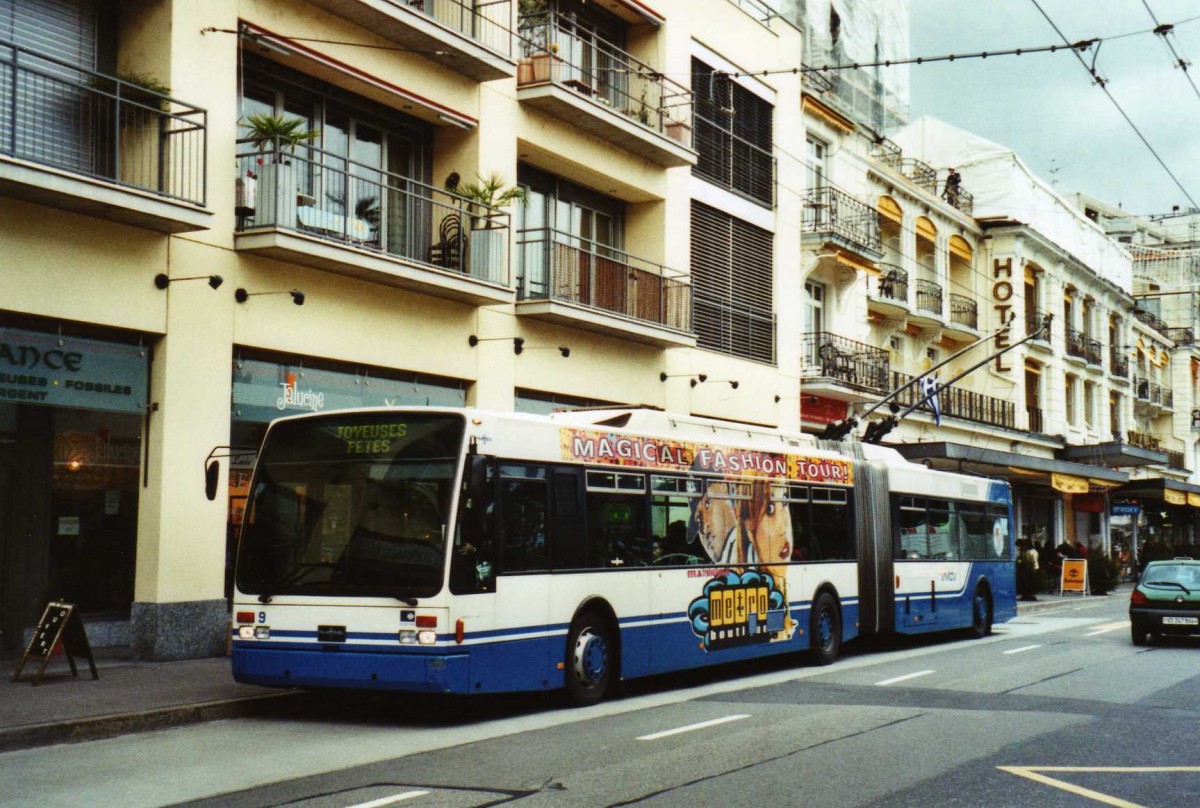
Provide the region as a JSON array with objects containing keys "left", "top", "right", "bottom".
[
  {"left": 1130, "top": 589, "right": 1148, "bottom": 606},
  {"left": 236, "top": 611, "right": 255, "bottom": 624},
  {"left": 415, "top": 615, "right": 437, "bottom": 628}
]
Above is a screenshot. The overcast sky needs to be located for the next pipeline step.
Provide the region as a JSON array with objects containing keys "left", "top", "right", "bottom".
[{"left": 908, "top": 0, "right": 1200, "bottom": 217}]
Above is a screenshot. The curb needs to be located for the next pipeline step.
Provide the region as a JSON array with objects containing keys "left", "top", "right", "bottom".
[
  {"left": 0, "top": 691, "right": 303, "bottom": 754},
  {"left": 1015, "top": 593, "right": 1123, "bottom": 615}
]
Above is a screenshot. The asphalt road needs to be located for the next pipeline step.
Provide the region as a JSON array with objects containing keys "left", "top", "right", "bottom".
[{"left": 5, "top": 596, "right": 1200, "bottom": 808}]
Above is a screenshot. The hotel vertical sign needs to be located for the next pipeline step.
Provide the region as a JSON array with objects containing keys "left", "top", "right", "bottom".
[{"left": 992, "top": 258, "right": 1016, "bottom": 373}]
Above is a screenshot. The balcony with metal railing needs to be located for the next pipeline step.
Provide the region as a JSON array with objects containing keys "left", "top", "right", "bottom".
[
  {"left": 900, "top": 158, "right": 937, "bottom": 195},
  {"left": 1133, "top": 376, "right": 1169, "bottom": 409},
  {"left": 1025, "top": 307, "right": 1053, "bottom": 349},
  {"left": 891, "top": 371, "right": 1015, "bottom": 429},
  {"left": 802, "top": 186, "right": 882, "bottom": 259},
  {"left": 0, "top": 39, "right": 209, "bottom": 232},
  {"left": 1109, "top": 347, "right": 1130, "bottom": 379},
  {"left": 908, "top": 278, "right": 943, "bottom": 327},
  {"left": 1166, "top": 449, "right": 1188, "bottom": 471},
  {"left": 800, "top": 332, "right": 889, "bottom": 398},
  {"left": 945, "top": 293, "right": 979, "bottom": 339},
  {"left": 234, "top": 142, "right": 512, "bottom": 305},
  {"left": 514, "top": 227, "right": 693, "bottom": 347},
  {"left": 868, "top": 137, "right": 902, "bottom": 171},
  {"left": 1027, "top": 406, "right": 1044, "bottom": 433},
  {"left": 938, "top": 178, "right": 973, "bottom": 216},
  {"left": 867, "top": 263, "right": 909, "bottom": 317},
  {"left": 1164, "top": 326, "right": 1196, "bottom": 347},
  {"left": 305, "top": 0, "right": 514, "bottom": 81},
  {"left": 1133, "top": 307, "right": 1170, "bottom": 335},
  {"left": 516, "top": 11, "right": 695, "bottom": 167},
  {"left": 1065, "top": 327, "right": 1103, "bottom": 366}
]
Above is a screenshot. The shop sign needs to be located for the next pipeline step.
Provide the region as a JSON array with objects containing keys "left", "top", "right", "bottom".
[
  {"left": 1111, "top": 502, "right": 1141, "bottom": 517},
  {"left": 1060, "top": 558, "right": 1089, "bottom": 595},
  {"left": 1051, "top": 472, "right": 1089, "bottom": 494},
  {"left": 0, "top": 327, "right": 147, "bottom": 414},
  {"left": 231, "top": 359, "right": 465, "bottom": 424},
  {"left": 800, "top": 394, "right": 848, "bottom": 425},
  {"left": 1164, "top": 489, "right": 1187, "bottom": 506}
]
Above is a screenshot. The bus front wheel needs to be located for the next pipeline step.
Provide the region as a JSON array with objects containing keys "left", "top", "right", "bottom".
[
  {"left": 970, "top": 583, "right": 993, "bottom": 638},
  {"left": 565, "top": 611, "right": 613, "bottom": 706},
  {"left": 810, "top": 592, "right": 841, "bottom": 665}
]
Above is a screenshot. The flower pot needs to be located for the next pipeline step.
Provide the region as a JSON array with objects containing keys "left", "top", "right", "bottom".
[
  {"left": 469, "top": 227, "right": 506, "bottom": 284},
  {"left": 518, "top": 53, "right": 559, "bottom": 85},
  {"left": 665, "top": 120, "right": 689, "bottom": 144},
  {"left": 256, "top": 161, "right": 298, "bottom": 228}
]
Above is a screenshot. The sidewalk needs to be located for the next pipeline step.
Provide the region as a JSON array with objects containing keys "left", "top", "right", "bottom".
[
  {"left": 1, "top": 588, "right": 1125, "bottom": 754},
  {"left": 1, "top": 647, "right": 299, "bottom": 753}
]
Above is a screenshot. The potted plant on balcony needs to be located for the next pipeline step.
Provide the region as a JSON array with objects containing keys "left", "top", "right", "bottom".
[
  {"left": 240, "top": 113, "right": 319, "bottom": 227},
  {"left": 517, "top": 0, "right": 559, "bottom": 85},
  {"left": 451, "top": 172, "right": 527, "bottom": 283}
]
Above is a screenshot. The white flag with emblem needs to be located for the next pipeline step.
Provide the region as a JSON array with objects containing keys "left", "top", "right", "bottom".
[{"left": 920, "top": 376, "right": 942, "bottom": 427}]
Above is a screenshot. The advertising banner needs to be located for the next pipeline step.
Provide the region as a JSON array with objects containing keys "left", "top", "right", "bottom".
[{"left": 0, "top": 327, "right": 147, "bottom": 414}]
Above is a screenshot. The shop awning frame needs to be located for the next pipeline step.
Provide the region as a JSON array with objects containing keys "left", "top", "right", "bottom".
[
  {"left": 1057, "top": 441, "right": 1169, "bottom": 468},
  {"left": 891, "top": 441, "right": 1129, "bottom": 486}
]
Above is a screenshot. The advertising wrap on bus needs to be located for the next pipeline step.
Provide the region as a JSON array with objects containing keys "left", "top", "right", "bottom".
[{"left": 229, "top": 407, "right": 1016, "bottom": 705}]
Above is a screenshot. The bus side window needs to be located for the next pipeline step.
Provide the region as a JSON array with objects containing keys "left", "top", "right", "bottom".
[
  {"left": 551, "top": 469, "right": 585, "bottom": 569},
  {"left": 786, "top": 485, "right": 812, "bottom": 561},
  {"left": 811, "top": 486, "right": 853, "bottom": 560},
  {"left": 499, "top": 465, "right": 548, "bottom": 573},
  {"left": 585, "top": 471, "right": 648, "bottom": 567}
]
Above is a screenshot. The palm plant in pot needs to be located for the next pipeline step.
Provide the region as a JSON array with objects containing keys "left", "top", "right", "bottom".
[
  {"left": 451, "top": 172, "right": 527, "bottom": 283},
  {"left": 240, "top": 113, "right": 320, "bottom": 227}
]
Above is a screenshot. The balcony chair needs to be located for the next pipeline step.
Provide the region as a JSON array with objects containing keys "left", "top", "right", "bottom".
[{"left": 429, "top": 212, "right": 466, "bottom": 271}]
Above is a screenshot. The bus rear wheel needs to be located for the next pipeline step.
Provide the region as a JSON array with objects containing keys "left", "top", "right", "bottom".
[
  {"left": 970, "top": 583, "right": 993, "bottom": 638},
  {"left": 565, "top": 611, "right": 613, "bottom": 706},
  {"left": 810, "top": 592, "right": 841, "bottom": 665}
]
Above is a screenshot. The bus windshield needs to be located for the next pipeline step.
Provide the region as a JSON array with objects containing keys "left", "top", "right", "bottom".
[{"left": 236, "top": 412, "right": 465, "bottom": 600}]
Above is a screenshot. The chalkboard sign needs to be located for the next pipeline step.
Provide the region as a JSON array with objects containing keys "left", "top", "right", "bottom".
[{"left": 10, "top": 602, "right": 98, "bottom": 686}]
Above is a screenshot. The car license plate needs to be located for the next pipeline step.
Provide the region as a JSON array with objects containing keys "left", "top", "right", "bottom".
[{"left": 1162, "top": 616, "right": 1198, "bottom": 626}]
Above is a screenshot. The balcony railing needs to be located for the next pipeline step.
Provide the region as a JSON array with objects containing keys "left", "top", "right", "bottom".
[
  {"left": 1026, "top": 307, "right": 1051, "bottom": 341},
  {"left": 938, "top": 179, "right": 973, "bottom": 216},
  {"left": 873, "top": 264, "right": 908, "bottom": 303},
  {"left": 1027, "top": 406, "right": 1044, "bottom": 433},
  {"left": 236, "top": 143, "right": 510, "bottom": 284},
  {"left": 0, "top": 38, "right": 207, "bottom": 205},
  {"left": 868, "top": 137, "right": 902, "bottom": 171},
  {"left": 1133, "top": 376, "right": 1165, "bottom": 405},
  {"left": 412, "top": 0, "right": 512, "bottom": 56},
  {"left": 1164, "top": 326, "right": 1195, "bottom": 346},
  {"left": 915, "top": 278, "right": 942, "bottom": 315},
  {"left": 1065, "top": 327, "right": 1103, "bottom": 365},
  {"left": 517, "top": 11, "right": 693, "bottom": 147},
  {"left": 949, "top": 293, "right": 978, "bottom": 330},
  {"left": 1110, "top": 347, "right": 1129, "bottom": 378},
  {"left": 1164, "top": 387, "right": 1174, "bottom": 409},
  {"left": 891, "top": 371, "right": 1015, "bottom": 429},
  {"left": 801, "top": 64, "right": 835, "bottom": 95},
  {"left": 898, "top": 158, "right": 937, "bottom": 195},
  {"left": 800, "top": 332, "right": 888, "bottom": 394},
  {"left": 694, "top": 291, "right": 775, "bottom": 364},
  {"left": 1128, "top": 430, "right": 1161, "bottom": 451},
  {"left": 802, "top": 186, "right": 881, "bottom": 255},
  {"left": 515, "top": 227, "right": 690, "bottom": 332},
  {"left": 1134, "top": 307, "right": 1169, "bottom": 334},
  {"left": 1166, "top": 450, "right": 1188, "bottom": 471}
]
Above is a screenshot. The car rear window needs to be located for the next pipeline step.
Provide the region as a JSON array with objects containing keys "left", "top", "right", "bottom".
[{"left": 1143, "top": 564, "right": 1200, "bottom": 587}]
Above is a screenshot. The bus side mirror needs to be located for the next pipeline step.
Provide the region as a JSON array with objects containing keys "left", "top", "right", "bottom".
[{"left": 205, "top": 460, "right": 220, "bottom": 501}]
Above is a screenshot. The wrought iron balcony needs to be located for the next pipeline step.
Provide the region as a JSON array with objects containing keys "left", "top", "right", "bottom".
[
  {"left": 890, "top": 371, "right": 1015, "bottom": 429},
  {"left": 1109, "top": 347, "right": 1129, "bottom": 378},
  {"left": 516, "top": 227, "right": 691, "bottom": 334},
  {"left": 1128, "top": 430, "right": 1161, "bottom": 451},
  {"left": 516, "top": 11, "right": 694, "bottom": 166},
  {"left": 800, "top": 332, "right": 888, "bottom": 395},
  {"left": 1163, "top": 387, "right": 1174, "bottom": 409},
  {"left": 1027, "top": 406, "right": 1044, "bottom": 433},
  {"left": 1065, "top": 327, "right": 1103, "bottom": 366},
  {"left": 873, "top": 264, "right": 908, "bottom": 303},
  {"left": 915, "top": 278, "right": 943, "bottom": 315},
  {"left": 235, "top": 143, "right": 511, "bottom": 298},
  {"left": 802, "top": 186, "right": 882, "bottom": 256},
  {"left": 949, "top": 293, "right": 978, "bottom": 330},
  {"left": 868, "top": 137, "right": 902, "bottom": 171},
  {"left": 1133, "top": 377, "right": 1166, "bottom": 406},
  {"left": 1166, "top": 450, "right": 1188, "bottom": 471},
  {"left": 1164, "top": 326, "right": 1195, "bottom": 347},
  {"left": 899, "top": 158, "right": 937, "bottom": 195},
  {"left": 801, "top": 64, "right": 835, "bottom": 95},
  {"left": 1133, "top": 307, "right": 1169, "bottom": 334},
  {"left": 1025, "top": 307, "right": 1051, "bottom": 341},
  {"left": 0, "top": 38, "right": 208, "bottom": 229}
]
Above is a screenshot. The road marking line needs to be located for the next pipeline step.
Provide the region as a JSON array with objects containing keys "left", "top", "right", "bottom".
[
  {"left": 875, "top": 670, "right": 934, "bottom": 686},
  {"left": 637, "top": 714, "right": 749, "bottom": 741},
  {"left": 1002, "top": 644, "right": 1042, "bottom": 655},
  {"left": 346, "top": 790, "right": 430, "bottom": 808},
  {"left": 1084, "top": 621, "right": 1131, "bottom": 636},
  {"left": 999, "top": 766, "right": 1200, "bottom": 808}
]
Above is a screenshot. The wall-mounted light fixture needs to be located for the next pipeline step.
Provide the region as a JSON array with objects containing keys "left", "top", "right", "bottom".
[
  {"left": 710, "top": 379, "right": 739, "bottom": 389},
  {"left": 469, "top": 335, "right": 569, "bottom": 357},
  {"left": 155, "top": 273, "right": 223, "bottom": 290},
  {"left": 235, "top": 288, "right": 305, "bottom": 305},
  {"left": 660, "top": 372, "right": 707, "bottom": 387}
]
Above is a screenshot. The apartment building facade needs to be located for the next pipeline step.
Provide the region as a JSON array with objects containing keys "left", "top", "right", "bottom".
[{"left": 0, "top": 0, "right": 814, "bottom": 658}]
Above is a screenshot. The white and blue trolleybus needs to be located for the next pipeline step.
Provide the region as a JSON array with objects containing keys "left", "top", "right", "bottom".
[{"left": 230, "top": 407, "right": 1016, "bottom": 704}]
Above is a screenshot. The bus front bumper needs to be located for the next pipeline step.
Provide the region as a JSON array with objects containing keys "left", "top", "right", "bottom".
[{"left": 232, "top": 644, "right": 470, "bottom": 693}]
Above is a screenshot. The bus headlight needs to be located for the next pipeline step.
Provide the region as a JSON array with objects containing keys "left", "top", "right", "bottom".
[
  {"left": 417, "top": 630, "right": 437, "bottom": 645},
  {"left": 238, "top": 625, "right": 255, "bottom": 640},
  {"left": 398, "top": 629, "right": 418, "bottom": 645}
]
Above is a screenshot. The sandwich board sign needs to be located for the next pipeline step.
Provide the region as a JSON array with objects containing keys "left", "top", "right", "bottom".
[
  {"left": 10, "top": 602, "right": 98, "bottom": 686},
  {"left": 1060, "top": 559, "right": 1090, "bottom": 596}
]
